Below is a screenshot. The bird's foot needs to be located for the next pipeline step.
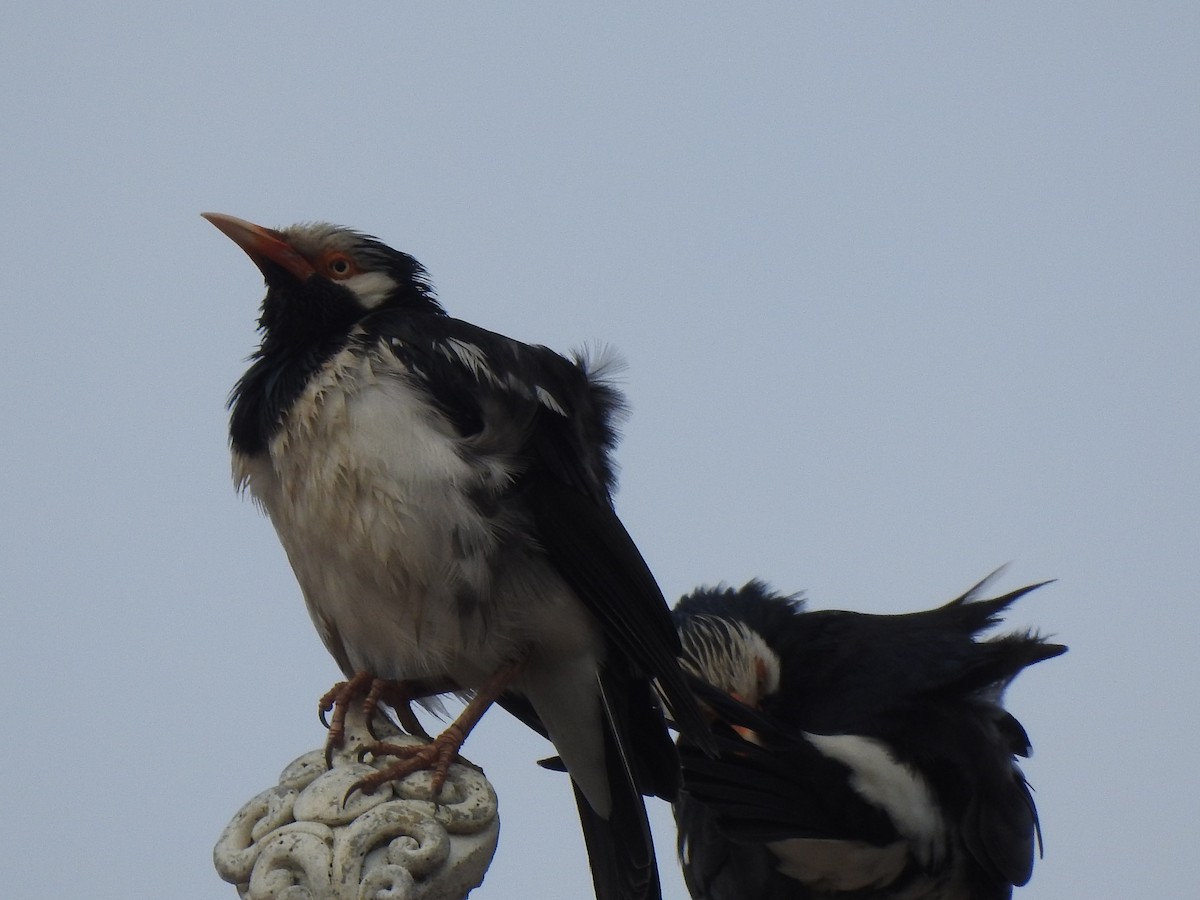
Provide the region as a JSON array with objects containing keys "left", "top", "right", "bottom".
[
  {"left": 332, "top": 658, "right": 525, "bottom": 802},
  {"left": 319, "top": 673, "right": 431, "bottom": 768},
  {"left": 319, "top": 672, "right": 375, "bottom": 764},
  {"left": 350, "top": 723, "right": 469, "bottom": 801}
]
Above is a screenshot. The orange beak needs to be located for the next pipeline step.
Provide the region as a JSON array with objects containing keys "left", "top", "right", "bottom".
[
  {"left": 731, "top": 724, "right": 763, "bottom": 745},
  {"left": 728, "top": 692, "right": 764, "bottom": 745},
  {"left": 202, "top": 212, "right": 316, "bottom": 280}
]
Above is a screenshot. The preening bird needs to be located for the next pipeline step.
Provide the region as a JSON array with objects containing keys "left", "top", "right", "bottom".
[
  {"left": 672, "top": 577, "right": 1066, "bottom": 900},
  {"left": 204, "top": 212, "right": 712, "bottom": 900}
]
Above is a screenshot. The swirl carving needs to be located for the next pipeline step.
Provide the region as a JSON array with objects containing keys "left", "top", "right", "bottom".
[{"left": 214, "top": 706, "right": 499, "bottom": 900}]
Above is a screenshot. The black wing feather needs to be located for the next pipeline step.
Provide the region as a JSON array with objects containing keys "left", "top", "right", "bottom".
[{"left": 364, "top": 309, "right": 714, "bottom": 758}]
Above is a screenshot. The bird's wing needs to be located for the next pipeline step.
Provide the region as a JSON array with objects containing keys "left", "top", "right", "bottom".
[
  {"left": 674, "top": 788, "right": 797, "bottom": 900},
  {"left": 524, "top": 475, "right": 711, "bottom": 752},
  {"left": 365, "top": 311, "right": 712, "bottom": 753},
  {"left": 680, "top": 680, "right": 900, "bottom": 846}
]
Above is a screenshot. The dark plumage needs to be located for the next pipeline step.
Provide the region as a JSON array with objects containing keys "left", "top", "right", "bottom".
[
  {"left": 672, "top": 577, "right": 1065, "bottom": 900},
  {"left": 204, "top": 213, "right": 711, "bottom": 900}
]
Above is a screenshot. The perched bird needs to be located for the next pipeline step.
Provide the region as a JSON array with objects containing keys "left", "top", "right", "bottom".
[
  {"left": 672, "top": 577, "right": 1066, "bottom": 900},
  {"left": 203, "top": 212, "right": 712, "bottom": 900}
]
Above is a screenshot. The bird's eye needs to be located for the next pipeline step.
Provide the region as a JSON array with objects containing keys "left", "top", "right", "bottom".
[
  {"left": 754, "top": 657, "right": 770, "bottom": 694},
  {"left": 325, "top": 254, "right": 355, "bottom": 279}
]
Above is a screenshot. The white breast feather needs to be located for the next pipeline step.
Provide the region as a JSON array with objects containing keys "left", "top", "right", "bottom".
[{"left": 234, "top": 343, "right": 512, "bottom": 679}]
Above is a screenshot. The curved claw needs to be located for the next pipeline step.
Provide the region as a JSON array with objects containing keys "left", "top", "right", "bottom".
[
  {"left": 342, "top": 775, "right": 384, "bottom": 807},
  {"left": 318, "top": 679, "right": 349, "bottom": 730},
  {"left": 344, "top": 734, "right": 463, "bottom": 803},
  {"left": 318, "top": 672, "right": 376, "bottom": 764}
]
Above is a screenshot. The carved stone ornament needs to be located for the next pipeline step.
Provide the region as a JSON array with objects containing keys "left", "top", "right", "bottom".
[{"left": 214, "top": 705, "right": 499, "bottom": 900}]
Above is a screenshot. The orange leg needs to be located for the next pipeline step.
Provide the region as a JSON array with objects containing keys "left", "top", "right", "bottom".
[
  {"left": 350, "top": 658, "right": 527, "bottom": 800},
  {"left": 319, "top": 673, "right": 450, "bottom": 768},
  {"left": 361, "top": 678, "right": 432, "bottom": 740}
]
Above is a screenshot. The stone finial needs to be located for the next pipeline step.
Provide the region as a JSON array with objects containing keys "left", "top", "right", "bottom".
[{"left": 214, "top": 705, "right": 499, "bottom": 900}]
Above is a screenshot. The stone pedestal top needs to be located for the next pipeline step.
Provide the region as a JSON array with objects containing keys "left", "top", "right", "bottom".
[{"left": 214, "top": 707, "right": 499, "bottom": 900}]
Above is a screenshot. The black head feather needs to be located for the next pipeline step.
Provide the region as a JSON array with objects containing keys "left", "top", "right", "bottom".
[{"left": 224, "top": 221, "right": 444, "bottom": 455}]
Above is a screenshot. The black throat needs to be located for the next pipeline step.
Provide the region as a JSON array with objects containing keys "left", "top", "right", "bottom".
[{"left": 228, "top": 274, "right": 364, "bottom": 457}]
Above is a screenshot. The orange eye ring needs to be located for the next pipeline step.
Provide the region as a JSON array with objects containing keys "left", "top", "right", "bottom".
[{"left": 323, "top": 252, "right": 356, "bottom": 279}]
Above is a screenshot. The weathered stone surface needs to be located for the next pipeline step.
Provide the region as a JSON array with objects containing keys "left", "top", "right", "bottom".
[{"left": 215, "top": 706, "right": 499, "bottom": 900}]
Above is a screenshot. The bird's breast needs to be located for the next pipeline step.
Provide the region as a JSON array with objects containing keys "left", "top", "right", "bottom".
[{"left": 233, "top": 344, "right": 519, "bottom": 680}]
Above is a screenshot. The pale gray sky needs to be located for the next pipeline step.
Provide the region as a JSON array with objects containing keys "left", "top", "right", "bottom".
[{"left": 3, "top": 3, "right": 1196, "bottom": 898}]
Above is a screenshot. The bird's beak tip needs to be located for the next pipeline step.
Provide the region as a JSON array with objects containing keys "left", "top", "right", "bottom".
[
  {"left": 201, "top": 210, "right": 242, "bottom": 228},
  {"left": 202, "top": 212, "right": 316, "bottom": 280}
]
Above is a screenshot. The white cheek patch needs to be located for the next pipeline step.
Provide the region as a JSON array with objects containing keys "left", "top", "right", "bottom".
[
  {"left": 804, "top": 732, "right": 946, "bottom": 867},
  {"left": 343, "top": 270, "right": 399, "bottom": 308},
  {"left": 678, "top": 617, "right": 781, "bottom": 706}
]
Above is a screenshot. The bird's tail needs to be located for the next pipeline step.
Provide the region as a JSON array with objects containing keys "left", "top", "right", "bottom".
[
  {"left": 573, "top": 672, "right": 680, "bottom": 900},
  {"left": 942, "top": 572, "right": 1052, "bottom": 633},
  {"left": 572, "top": 765, "right": 661, "bottom": 900}
]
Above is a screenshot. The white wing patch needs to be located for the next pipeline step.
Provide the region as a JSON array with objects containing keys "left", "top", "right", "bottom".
[
  {"left": 535, "top": 385, "right": 566, "bottom": 415},
  {"left": 441, "top": 338, "right": 499, "bottom": 385},
  {"left": 805, "top": 732, "right": 946, "bottom": 867},
  {"left": 438, "top": 337, "right": 566, "bottom": 416}
]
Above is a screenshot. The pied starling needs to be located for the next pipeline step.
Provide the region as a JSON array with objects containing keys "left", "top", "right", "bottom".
[
  {"left": 204, "top": 213, "right": 711, "bottom": 900},
  {"left": 672, "top": 576, "right": 1066, "bottom": 900}
]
